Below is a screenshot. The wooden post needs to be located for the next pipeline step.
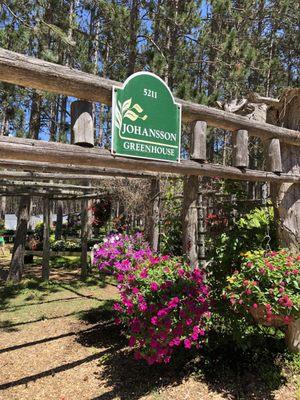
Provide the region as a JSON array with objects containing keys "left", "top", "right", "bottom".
[
  {"left": 147, "top": 178, "right": 160, "bottom": 252},
  {"left": 71, "top": 100, "right": 94, "bottom": 147},
  {"left": 49, "top": 180, "right": 54, "bottom": 228},
  {"left": 116, "top": 201, "right": 120, "bottom": 218},
  {"left": 265, "top": 138, "right": 282, "bottom": 173},
  {"left": 197, "top": 180, "right": 206, "bottom": 263},
  {"left": 0, "top": 196, "right": 6, "bottom": 220},
  {"left": 230, "top": 194, "right": 237, "bottom": 224},
  {"left": 84, "top": 181, "right": 93, "bottom": 239},
  {"left": 286, "top": 319, "right": 300, "bottom": 352},
  {"left": 182, "top": 175, "right": 199, "bottom": 268},
  {"left": 266, "top": 89, "right": 300, "bottom": 353},
  {"left": 233, "top": 129, "right": 249, "bottom": 168},
  {"left": 261, "top": 182, "right": 268, "bottom": 205},
  {"left": 81, "top": 198, "right": 88, "bottom": 278},
  {"left": 268, "top": 89, "right": 300, "bottom": 252},
  {"left": 191, "top": 121, "right": 207, "bottom": 161},
  {"left": 42, "top": 197, "right": 50, "bottom": 280},
  {"left": 7, "top": 196, "right": 31, "bottom": 282},
  {"left": 87, "top": 198, "right": 93, "bottom": 239},
  {"left": 55, "top": 200, "right": 63, "bottom": 240}
]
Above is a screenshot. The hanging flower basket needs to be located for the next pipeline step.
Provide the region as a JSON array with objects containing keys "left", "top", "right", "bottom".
[
  {"left": 249, "top": 305, "right": 292, "bottom": 328},
  {"left": 223, "top": 250, "right": 300, "bottom": 331}
]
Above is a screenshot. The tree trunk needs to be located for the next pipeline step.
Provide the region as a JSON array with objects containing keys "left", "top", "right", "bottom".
[
  {"left": 49, "top": 97, "right": 59, "bottom": 141},
  {"left": 58, "top": 95, "right": 67, "bottom": 143},
  {"left": 28, "top": 91, "right": 42, "bottom": 140},
  {"left": 58, "top": 0, "right": 76, "bottom": 144},
  {"left": 0, "top": 110, "right": 9, "bottom": 136},
  {"left": 127, "top": 0, "right": 139, "bottom": 76},
  {"left": 7, "top": 196, "right": 31, "bottom": 282}
]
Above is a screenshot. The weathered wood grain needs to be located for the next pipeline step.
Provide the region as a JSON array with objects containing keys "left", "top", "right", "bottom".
[
  {"left": 0, "top": 179, "right": 98, "bottom": 190},
  {"left": 182, "top": 175, "right": 199, "bottom": 268},
  {"left": 0, "top": 159, "right": 168, "bottom": 179},
  {"left": 191, "top": 121, "right": 207, "bottom": 161},
  {"left": 81, "top": 198, "right": 88, "bottom": 278},
  {"left": 42, "top": 197, "right": 50, "bottom": 280},
  {"left": 0, "top": 136, "right": 299, "bottom": 183},
  {"left": 71, "top": 100, "right": 94, "bottom": 147},
  {"left": 233, "top": 129, "right": 249, "bottom": 168},
  {"left": 265, "top": 138, "right": 282, "bottom": 173},
  {"left": 147, "top": 178, "right": 160, "bottom": 251}
]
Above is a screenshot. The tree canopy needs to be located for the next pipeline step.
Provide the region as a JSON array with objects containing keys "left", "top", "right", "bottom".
[{"left": 0, "top": 0, "right": 298, "bottom": 144}]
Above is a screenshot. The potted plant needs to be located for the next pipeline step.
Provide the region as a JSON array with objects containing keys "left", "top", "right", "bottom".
[{"left": 223, "top": 250, "right": 300, "bottom": 351}]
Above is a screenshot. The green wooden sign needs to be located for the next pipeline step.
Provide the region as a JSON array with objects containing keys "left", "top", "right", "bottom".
[{"left": 111, "top": 72, "right": 181, "bottom": 163}]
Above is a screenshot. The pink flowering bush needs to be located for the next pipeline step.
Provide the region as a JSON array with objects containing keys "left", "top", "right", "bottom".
[
  {"left": 93, "top": 232, "right": 152, "bottom": 274},
  {"left": 115, "top": 257, "right": 210, "bottom": 364},
  {"left": 94, "top": 233, "right": 210, "bottom": 365},
  {"left": 223, "top": 250, "right": 300, "bottom": 326}
]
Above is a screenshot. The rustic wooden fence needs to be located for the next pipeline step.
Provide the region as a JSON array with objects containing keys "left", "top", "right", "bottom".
[{"left": 0, "top": 47, "right": 299, "bottom": 271}]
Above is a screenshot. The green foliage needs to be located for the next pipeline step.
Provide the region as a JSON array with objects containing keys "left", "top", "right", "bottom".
[
  {"left": 160, "top": 181, "right": 183, "bottom": 256},
  {"left": 51, "top": 240, "right": 81, "bottom": 252},
  {"left": 207, "top": 206, "right": 279, "bottom": 340},
  {"left": 208, "top": 206, "right": 277, "bottom": 269},
  {"left": 33, "top": 222, "right": 54, "bottom": 241},
  {"left": 1, "top": 0, "right": 298, "bottom": 142}
]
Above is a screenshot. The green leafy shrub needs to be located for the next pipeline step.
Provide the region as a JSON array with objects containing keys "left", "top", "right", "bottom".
[
  {"left": 206, "top": 206, "right": 280, "bottom": 341},
  {"left": 209, "top": 206, "right": 277, "bottom": 270},
  {"left": 51, "top": 240, "right": 81, "bottom": 252},
  {"left": 160, "top": 181, "right": 183, "bottom": 256},
  {"left": 34, "top": 222, "right": 54, "bottom": 241}
]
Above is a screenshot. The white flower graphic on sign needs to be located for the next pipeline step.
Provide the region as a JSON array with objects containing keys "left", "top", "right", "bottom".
[{"left": 115, "top": 98, "right": 148, "bottom": 136}]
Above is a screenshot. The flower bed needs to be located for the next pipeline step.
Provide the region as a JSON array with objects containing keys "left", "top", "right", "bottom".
[
  {"left": 223, "top": 250, "right": 300, "bottom": 326},
  {"left": 93, "top": 233, "right": 210, "bottom": 364}
]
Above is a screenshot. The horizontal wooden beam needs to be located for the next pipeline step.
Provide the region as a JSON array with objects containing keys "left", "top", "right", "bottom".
[
  {"left": 0, "top": 188, "right": 106, "bottom": 198},
  {"left": 50, "top": 192, "right": 108, "bottom": 200},
  {"left": 0, "top": 48, "right": 299, "bottom": 146},
  {"left": 0, "top": 48, "right": 118, "bottom": 104},
  {"left": 0, "top": 190, "right": 82, "bottom": 197},
  {"left": 0, "top": 159, "right": 170, "bottom": 179},
  {"left": 0, "top": 136, "right": 299, "bottom": 183},
  {"left": 0, "top": 179, "right": 99, "bottom": 190}
]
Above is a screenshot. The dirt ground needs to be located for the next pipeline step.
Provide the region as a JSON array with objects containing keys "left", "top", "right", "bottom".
[{"left": 0, "top": 254, "right": 299, "bottom": 400}]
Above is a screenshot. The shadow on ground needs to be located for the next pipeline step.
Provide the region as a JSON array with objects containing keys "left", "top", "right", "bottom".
[{"left": 77, "top": 309, "right": 288, "bottom": 400}]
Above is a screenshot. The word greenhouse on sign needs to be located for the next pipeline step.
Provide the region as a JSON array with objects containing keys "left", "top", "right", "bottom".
[{"left": 111, "top": 72, "right": 181, "bottom": 163}]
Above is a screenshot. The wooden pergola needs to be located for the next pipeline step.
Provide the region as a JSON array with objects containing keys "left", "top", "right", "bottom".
[{"left": 0, "top": 47, "right": 299, "bottom": 280}]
